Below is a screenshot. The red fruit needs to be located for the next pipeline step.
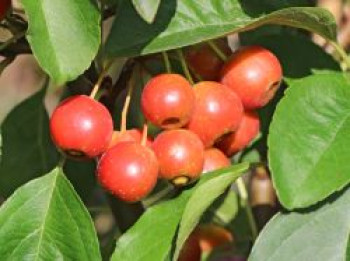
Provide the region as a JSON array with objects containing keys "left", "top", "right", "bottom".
[
  {"left": 152, "top": 129, "right": 204, "bottom": 186},
  {"left": 178, "top": 231, "right": 201, "bottom": 261},
  {"left": 197, "top": 224, "right": 233, "bottom": 252},
  {"left": 50, "top": 95, "right": 113, "bottom": 159},
  {"left": 0, "top": 0, "right": 11, "bottom": 20},
  {"left": 185, "top": 40, "right": 231, "bottom": 81},
  {"left": 187, "top": 81, "right": 243, "bottom": 148},
  {"left": 221, "top": 46, "right": 282, "bottom": 109},
  {"left": 141, "top": 74, "right": 195, "bottom": 129},
  {"left": 108, "top": 129, "right": 153, "bottom": 148},
  {"left": 179, "top": 224, "right": 233, "bottom": 261},
  {"left": 217, "top": 111, "right": 260, "bottom": 156},
  {"left": 202, "top": 148, "right": 231, "bottom": 173},
  {"left": 97, "top": 142, "right": 159, "bottom": 202}
]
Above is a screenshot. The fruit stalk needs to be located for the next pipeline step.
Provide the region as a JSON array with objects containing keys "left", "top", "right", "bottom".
[
  {"left": 207, "top": 40, "right": 228, "bottom": 62},
  {"left": 162, "top": 51, "right": 172, "bottom": 73},
  {"left": 176, "top": 49, "right": 194, "bottom": 84},
  {"left": 141, "top": 122, "right": 148, "bottom": 146},
  {"left": 90, "top": 60, "right": 114, "bottom": 99},
  {"left": 120, "top": 75, "right": 135, "bottom": 133}
]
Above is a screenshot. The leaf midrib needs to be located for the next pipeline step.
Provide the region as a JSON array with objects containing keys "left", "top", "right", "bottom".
[
  {"left": 34, "top": 171, "right": 58, "bottom": 261},
  {"left": 293, "top": 109, "right": 350, "bottom": 202},
  {"left": 110, "top": 7, "right": 334, "bottom": 56}
]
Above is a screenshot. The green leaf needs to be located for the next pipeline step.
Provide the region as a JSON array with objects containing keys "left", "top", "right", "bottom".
[
  {"left": 346, "top": 237, "right": 350, "bottom": 261},
  {"left": 240, "top": 30, "right": 340, "bottom": 79},
  {"left": 112, "top": 190, "right": 188, "bottom": 261},
  {"left": 0, "top": 168, "right": 101, "bottom": 260},
  {"left": 21, "top": 0, "right": 101, "bottom": 84},
  {"left": 131, "top": 0, "right": 161, "bottom": 24},
  {"left": 106, "top": 1, "right": 336, "bottom": 57},
  {"left": 111, "top": 163, "right": 249, "bottom": 261},
  {"left": 0, "top": 87, "right": 59, "bottom": 197},
  {"left": 249, "top": 187, "right": 350, "bottom": 261},
  {"left": 268, "top": 72, "right": 350, "bottom": 209},
  {"left": 173, "top": 166, "right": 247, "bottom": 261},
  {"left": 204, "top": 190, "right": 239, "bottom": 225}
]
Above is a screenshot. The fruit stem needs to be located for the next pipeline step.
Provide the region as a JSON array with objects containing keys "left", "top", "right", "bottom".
[
  {"left": 167, "top": 53, "right": 203, "bottom": 81},
  {"left": 90, "top": 60, "right": 114, "bottom": 99},
  {"left": 236, "top": 176, "right": 258, "bottom": 241},
  {"left": 329, "top": 40, "right": 350, "bottom": 71},
  {"left": 162, "top": 51, "right": 172, "bottom": 73},
  {"left": 141, "top": 122, "right": 148, "bottom": 146},
  {"left": 207, "top": 40, "right": 228, "bottom": 62},
  {"left": 176, "top": 49, "right": 194, "bottom": 84},
  {"left": 120, "top": 75, "right": 135, "bottom": 133}
]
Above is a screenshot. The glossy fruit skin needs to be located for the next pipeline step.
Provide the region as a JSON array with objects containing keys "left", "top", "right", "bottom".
[
  {"left": 152, "top": 129, "right": 204, "bottom": 186},
  {"left": 185, "top": 40, "right": 231, "bottom": 81},
  {"left": 187, "top": 81, "right": 243, "bottom": 148},
  {"left": 108, "top": 129, "right": 153, "bottom": 148},
  {"left": 179, "top": 224, "right": 233, "bottom": 261},
  {"left": 50, "top": 95, "right": 113, "bottom": 159},
  {"left": 217, "top": 111, "right": 260, "bottom": 156},
  {"left": 141, "top": 74, "right": 195, "bottom": 129},
  {"left": 0, "top": 0, "right": 11, "bottom": 20},
  {"left": 221, "top": 46, "right": 282, "bottom": 109},
  {"left": 97, "top": 142, "right": 159, "bottom": 202},
  {"left": 202, "top": 148, "right": 231, "bottom": 173}
]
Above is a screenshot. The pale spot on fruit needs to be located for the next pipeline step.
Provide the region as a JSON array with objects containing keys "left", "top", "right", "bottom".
[
  {"left": 81, "top": 119, "right": 93, "bottom": 131},
  {"left": 170, "top": 145, "right": 187, "bottom": 160},
  {"left": 247, "top": 69, "right": 259, "bottom": 80},
  {"left": 127, "top": 163, "right": 140, "bottom": 178},
  {"left": 165, "top": 92, "right": 179, "bottom": 104},
  {"left": 208, "top": 100, "right": 219, "bottom": 113}
]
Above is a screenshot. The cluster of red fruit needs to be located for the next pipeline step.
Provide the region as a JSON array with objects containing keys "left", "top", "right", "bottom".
[{"left": 50, "top": 46, "right": 282, "bottom": 202}]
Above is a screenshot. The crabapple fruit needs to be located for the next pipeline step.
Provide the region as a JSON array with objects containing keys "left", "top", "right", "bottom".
[
  {"left": 108, "top": 129, "right": 153, "bottom": 148},
  {"left": 216, "top": 111, "right": 260, "bottom": 156},
  {"left": 179, "top": 224, "right": 233, "bottom": 261},
  {"left": 202, "top": 148, "right": 231, "bottom": 173},
  {"left": 152, "top": 129, "right": 204, "bottom": 186},
  {"left": 187, "top": 81, "right": 243, "bottom": 148},
  {"left": 50, "top": 95, "right": 113, "bottom": 159},
  {"left": 221, "top": 46, "right": 282, "bottom": 109},
  {"left": 141, "top": 74, "right": 195, "bottom": 129},
  {"left": 97, "top": 142, "right": 159, "bottom": 202},
  {"left": 185, "top": 40, "right": 231, "bottom": 81}
]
